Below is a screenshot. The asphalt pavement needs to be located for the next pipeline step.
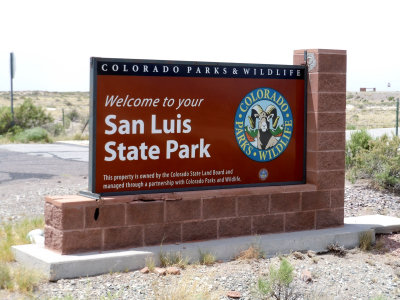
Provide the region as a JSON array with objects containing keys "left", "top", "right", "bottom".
[
  {"left": 346, "top": 127, "right": 398, "bottom": 140},
  {"left": 0, "top": 141, "right": 89, "bottom": 163}
]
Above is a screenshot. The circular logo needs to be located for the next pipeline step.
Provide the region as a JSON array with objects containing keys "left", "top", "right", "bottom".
[
  {"left": 259, "top": 168, "right": 269, "bottom": 181},
  {"left": 234, "top": 87, "right": 293, "bottom": 162}
]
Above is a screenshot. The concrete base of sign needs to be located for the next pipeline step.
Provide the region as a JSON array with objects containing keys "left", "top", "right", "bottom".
[
  {"left": 13, "top": 215, "right": 399, "bottom": 281},
  {"left": 345, "top": 214, "right": 400, "bottom": 234}
]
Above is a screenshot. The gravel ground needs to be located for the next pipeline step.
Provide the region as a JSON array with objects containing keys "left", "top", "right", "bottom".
[
  {"left": 345, "top": 181, "right": 400, "bottom": 218},
  {"left": 1, "top": 169, "right": 400, "bottom": 299},
  {"left": 0, "top": 148, "right": 88, "bottom": 223}
]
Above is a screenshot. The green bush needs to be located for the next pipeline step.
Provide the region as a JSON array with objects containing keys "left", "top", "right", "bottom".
[
  {"left": 12, "top": 127, "right": 52, "bottom": 143},
  {"left": 66, "top": 108, "right": 80, "bottom": 122},
  {"left": 347, "top": 134, "right": 400, "bottom": 193},
  {"left": 345, "top": 129, "right": 372, "bottom": 168},
  {"left": 255, "top": 258, "right": 298, "bottom": 300},
  {"left": 0, "top": 106, "right": 13, "bottom": 134},
  {"left": 346, "top": 124, "right": 357, "bottom": 130},
  {"left": 0, "top": 100, "right": 53, "bottom": 135},
  {"left": 14, "top": 99, "right": 53, "bottom": 129},
  {"left": 45, "top": 123, "right": 64, "bottom": 137}
]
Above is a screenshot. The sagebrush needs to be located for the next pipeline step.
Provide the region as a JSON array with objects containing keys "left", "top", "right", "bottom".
[
  {"left": 0, "top": 99, "right": 54, "bottom": 143},
  {"left": 0, "top": 99, "right": 53, "bottom": 135},
  {"left": 255, "top": 258, "right": 299, "bottom": 300},
  {"left": 346, "top": 132, "right": 400, "bottom": 193}
]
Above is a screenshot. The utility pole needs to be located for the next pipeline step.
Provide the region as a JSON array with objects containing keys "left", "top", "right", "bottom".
[
  {"left": 396, "top": 98, "right": 399, "bottom": 137},
  {"left": 10, "top": 52, "right": 15, "bottom": 124}
]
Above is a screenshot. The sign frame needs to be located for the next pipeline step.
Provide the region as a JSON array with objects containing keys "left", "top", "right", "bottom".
[{"left": 87, "top": 57, "right": 308, "bottom": 197}]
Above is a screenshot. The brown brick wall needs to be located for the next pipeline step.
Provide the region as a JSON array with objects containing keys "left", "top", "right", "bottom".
[{"left": 44, "top": 49, "right": 346, "bottom": 254}]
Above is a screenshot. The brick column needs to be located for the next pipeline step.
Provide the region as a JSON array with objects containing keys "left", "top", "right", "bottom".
[{"left": 294, "top": 49, "right": 346, "bottom": 228}]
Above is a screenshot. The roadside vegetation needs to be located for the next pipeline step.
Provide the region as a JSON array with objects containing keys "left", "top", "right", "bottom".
[
  {"left": 255, "top": 258, "right": 298, "bottom": 300},
  {"left": 0, "top": 99, "right": 53, "bottom": 143},
  {"left": 0, "top": 91, "right": 89, "bottom": 143},
  {"left": 346, "top": 91, "right": 399, "bottom": 129},
  {"left": 346, "top": 129, "right": 400, "bottom": 194},
  {"left": 0, "top": 217, "right": 45, "bottom": 294}
]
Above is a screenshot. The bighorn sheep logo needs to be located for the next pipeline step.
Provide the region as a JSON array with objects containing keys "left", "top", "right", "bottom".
[
  {"left": 249, "top": 104, "right": 279, "bottom": 150},
  {"left": 234, "top": 87, "right": 293, "bottom": 163}
]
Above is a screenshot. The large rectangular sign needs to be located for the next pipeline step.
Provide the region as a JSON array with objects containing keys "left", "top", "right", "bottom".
[{"left": 89, "top": 58, "right": 307, "bottom": 196}]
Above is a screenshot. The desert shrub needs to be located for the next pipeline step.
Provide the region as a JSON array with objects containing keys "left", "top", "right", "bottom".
[
  {"left": 14, "top": 99, "right": 53, "bottom": 129},
  {"left": 347, "top": 134, "right": 400, "bottom": 193},
  {"left": 255, "top": 258, "right": 299, "bottom": 300},
  {"left": 63, "top": 116, "right": 71, "bottom": 129},
  {"left": 66, "top": 108, "right": 80, "bottom": 121},
  {"left": 0, "top": 106, "right": 13, "bottom": 134},
  {"left": 12, "top": 127, "right": 52, "bottom": 143},
  {"left": 345, "top": 129, "right": 372, "bottom": 168},
  {"left": 0, "top": 100, "right": 53, "bottom": 135},
  {"left": 47, "top": 123, "right": 65, "bottom": 136}
]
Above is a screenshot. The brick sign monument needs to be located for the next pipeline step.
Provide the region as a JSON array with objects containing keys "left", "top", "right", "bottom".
[{"left": 45, "top": 49, "right": 346, "bottom": 254}]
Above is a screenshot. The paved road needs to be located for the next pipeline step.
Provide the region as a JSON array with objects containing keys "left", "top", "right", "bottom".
[
  {"left": 0, "top": 143, "right": 88, "bottom": 183},
  {"left": 346, "top": 127, "right": 398, "bottom": 141},
  {"left": 0, "top": 141, "right": 89, "bottom": 163},
  {"left": 0, "top": 142, "right": 89, "bottom": 221}
]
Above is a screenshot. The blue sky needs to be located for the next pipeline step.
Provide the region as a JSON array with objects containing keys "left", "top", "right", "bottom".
[{"left": 0, "top": 0, "right": 399, "bottom": 92}]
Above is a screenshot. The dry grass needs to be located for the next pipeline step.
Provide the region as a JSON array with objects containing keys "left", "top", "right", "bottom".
[
  {"left": 145, "top": 256, "right": 156, "bottom": 272},
  {"left": 0, "top": 264, "right": 12, "bottom": 290},
  {"left": 359, "top": 231, "right": 373, "bottom": 251},
  {"left": 346, "top": 91, "right": 400, "bottom": 129},
  {"left": 0, "top": 216, "right": 44, "bottom": 263},
  {"left": 198, "top": 250, "right": 216, "bottom": 266},
  {"left": 236, "top": 244, "right": 265, "bottom": 260},
  {"left": 373, "top": 236, "right": 387, "bottom": 252},
  {"left": 0, "top": 264, "right": 43, "bottom": 294},
  {"left": 151, "top": 268, "right": 221, "bottom": 300},
  {"left": 159, "top": 250, "right": 189, "bottom": 269},
  {"left": 12, "top": 266, "right": 43, "bottom": 294},
  {"left": 0, "top": 217, "right": 45, "bottom": 294}
]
